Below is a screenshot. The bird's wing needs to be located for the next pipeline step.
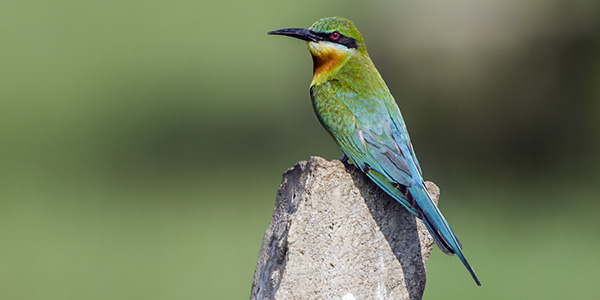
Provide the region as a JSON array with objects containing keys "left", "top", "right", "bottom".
[{"left": 324, "top": 85, "right": 427, "bottom": 217}]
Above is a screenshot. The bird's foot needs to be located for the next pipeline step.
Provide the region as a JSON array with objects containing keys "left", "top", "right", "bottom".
[{"left": 339, "top": 154, "right": 350, "bottom": 166}]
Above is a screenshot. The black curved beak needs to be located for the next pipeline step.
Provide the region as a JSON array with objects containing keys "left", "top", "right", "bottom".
[{"left": 267, "top": 28, "right": 320, "bottom": 42}]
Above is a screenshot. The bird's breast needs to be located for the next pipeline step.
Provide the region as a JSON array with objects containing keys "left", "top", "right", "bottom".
[{"left": 309, "top": 83, "right": 358, "bottom": 136}]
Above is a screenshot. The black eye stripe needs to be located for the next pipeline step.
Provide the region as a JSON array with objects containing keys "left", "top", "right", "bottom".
[{"left": 312, "top": 31, "right": 358, "bottom": 49}]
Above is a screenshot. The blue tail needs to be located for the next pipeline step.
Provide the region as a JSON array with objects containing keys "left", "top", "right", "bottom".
[{"left": 411, "top": 185, "right": 482, "bottom": 286}]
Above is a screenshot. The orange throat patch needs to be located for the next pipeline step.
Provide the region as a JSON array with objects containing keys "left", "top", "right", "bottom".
[{"left": 309, "top": 44, "right": 350, "bottom": 85}]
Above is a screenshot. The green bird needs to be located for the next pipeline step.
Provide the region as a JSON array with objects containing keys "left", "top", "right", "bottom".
[{"left": 268, "top": 17, "right": 481, "bottom": 286}]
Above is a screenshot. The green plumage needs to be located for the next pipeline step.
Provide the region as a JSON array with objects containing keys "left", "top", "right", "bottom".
[{"left": 269, "top": 16, "right": 481, "bottom": 286}]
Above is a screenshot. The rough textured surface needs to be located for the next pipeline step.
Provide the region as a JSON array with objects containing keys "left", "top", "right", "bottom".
[{"left": 250, "top": 157, "right": 439, "bottom": 300}]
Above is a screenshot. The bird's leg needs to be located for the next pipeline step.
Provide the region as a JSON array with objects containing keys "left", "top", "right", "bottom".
[
  {"left": 363, "top": 162, "right": 372, "bottom": 173},
  {"left": 339, "top": 154, "right": 350, "bottom": 165}
]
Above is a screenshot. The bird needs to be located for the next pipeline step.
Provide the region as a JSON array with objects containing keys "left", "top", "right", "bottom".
[{"left": 268, "top": 16, "right": 481, "bottom": 286}]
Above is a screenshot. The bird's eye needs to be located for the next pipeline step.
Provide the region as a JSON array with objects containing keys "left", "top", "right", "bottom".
[{"left": 330, "top": 32, "right": 340, "bottom": 40}]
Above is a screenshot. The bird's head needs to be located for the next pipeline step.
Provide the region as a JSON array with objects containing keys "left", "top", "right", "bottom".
[{"left": 268, "top": 17, "right": 367, "bottom": 85}]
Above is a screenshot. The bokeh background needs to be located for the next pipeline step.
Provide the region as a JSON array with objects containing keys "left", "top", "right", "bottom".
[{"left": 2, "top": 0, "right": 599, "bottom": 299}]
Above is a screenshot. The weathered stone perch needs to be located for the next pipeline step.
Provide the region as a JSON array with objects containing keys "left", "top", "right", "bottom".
[{"left": 250, "top": 156, "right": 439, "bottom": 300}]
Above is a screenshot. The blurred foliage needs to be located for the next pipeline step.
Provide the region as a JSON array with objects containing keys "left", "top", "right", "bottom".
[{"left": 1, "top": 0, "right": 599, "bottom": 299}]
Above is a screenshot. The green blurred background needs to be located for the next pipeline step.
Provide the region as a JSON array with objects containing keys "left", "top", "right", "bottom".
[{"left": 2, "top": 0, "right": 599, "bottom": 299}]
